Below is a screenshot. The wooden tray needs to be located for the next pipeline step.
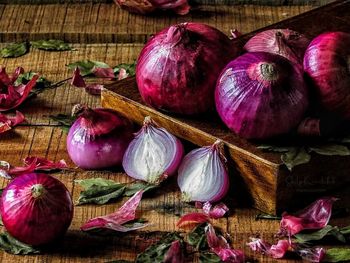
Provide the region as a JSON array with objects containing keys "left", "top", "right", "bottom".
[{"left": 102, "top": 0, "right": 350, "bottom": 214}]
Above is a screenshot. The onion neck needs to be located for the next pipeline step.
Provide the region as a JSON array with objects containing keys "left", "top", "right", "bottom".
[
  {"left": 260, "top": 63, "right": 278, "bottom": 81},
  {"left": 31, "top": 184, "right": 45, "bottom": 199},
  {"left": 164, "top": 23, "right": 190, "bottom": 47}
]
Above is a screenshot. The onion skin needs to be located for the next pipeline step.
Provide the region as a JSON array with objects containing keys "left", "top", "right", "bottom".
[
  {"left": 67, "top": 108, "right": 133, "bottom": 169},
  {"left": 136, "top": 22, "right": 238, "bottom": 115},
  {"left": 215, "top": 52, "right": 308, "bottom": 139},
  {"left": 244, "top": 29, "right": 310, "bottom": 65},
  {"left": 0, "top": 173, "right": 73, "bottom": 246},
  {"left": 303, "top": 32, "right": 350, "bottom": 119}
]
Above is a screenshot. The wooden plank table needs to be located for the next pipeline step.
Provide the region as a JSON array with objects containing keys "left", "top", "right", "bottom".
[{"left": 0, "top": 1, "right": 348, "bottom": 262}]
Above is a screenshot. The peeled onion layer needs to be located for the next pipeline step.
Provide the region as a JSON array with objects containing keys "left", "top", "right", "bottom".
[
  {"left": 123, "top": 117, "right": 184, "bottom": 184},
  {"left": 0, "top": 173, "right": 73, "bottom": 246},
  {"left": 215, "top": 52, "right": 308, "bottom": 139},
  {"left": 136, "top": 22, "right": 238, "bottom": 115},
  {"left": 177, "top": 140, "right": 229, "bottom": 202},
  {"left": 303, "top": 32, "right": 350, "bottom": 120}
]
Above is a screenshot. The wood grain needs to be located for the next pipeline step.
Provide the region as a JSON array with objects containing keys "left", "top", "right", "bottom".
[{"left": 0, "top": 3, "right": 319, "bottom": 43}]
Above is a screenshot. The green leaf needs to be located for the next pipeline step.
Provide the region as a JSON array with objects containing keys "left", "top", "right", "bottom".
[
  {"left": 113, "top": 62, "right": 136, "bottom": 76},
  {"left": 66, "top": 60, "right": 110, "bottom": 76},
  {"left": 199, "top": 252, "right": 222, "bottom": 263},
  {"left": 257, "top": 144, "right": 291, "bottom": 152},
  {"left": 324, "top": 248, "right": 350, "bottom": 262},
  {"left": 75, "top": 178, "right": 126, "bottom": 205},
  {"left": 49, "top": 114, "right": 77, "bottom": 127},
  {"left": 188, "top": 223, "right": 208, "bottom": 251},
  {"left": 30, "top": 39, "right": 72, "bottom": 51},
  {"left": 124, "top": 182, "right": 158, "bottom": 197},
  {"left": 309, "top": 144, "right": 350, "bottom": 156},
  {"left": 122, "top": 218, "right": 148, "bottom": 228},
  {"left": 75, "top": 178, "right": 119, "bottom": 189},
  {"left": 0, "top": 232, "right": 40, "bottom": 255},
  {"left": 0, "top": 42, "right": 28, "bottom": 58},
  {"left": 281, "top": 147, "right": 311, "bottom": 171},
  {"left": 255, "top": 213, "right": 281, "bottom": 220},
  {"left": 340, "top": 225, "right": 350, "bottom": 235},
  {"left": 295, "top": 225, "right": 346, "bottom": 243},
  {"left": 135, "top": 233, "right": 182, "bottom": 263}
]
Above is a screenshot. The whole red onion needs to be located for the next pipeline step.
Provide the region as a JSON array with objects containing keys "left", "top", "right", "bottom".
[
  {"left": 215, "top": 52, "right": 308, "bottom": 139},
  {"left": 244, "top": 29, "right": 310, "bottom": 65},
  {"left": 67, "top": 107, "right": 133, "bottom": 169},
  {"left": 136, "top": 22, "right": 238, "bottom": 115},
  {"left": 0, "top": 173, "right": 73, "bottom": 246},
  {"left": 303, "top": 32, "right": 350, "bottom": 119}
]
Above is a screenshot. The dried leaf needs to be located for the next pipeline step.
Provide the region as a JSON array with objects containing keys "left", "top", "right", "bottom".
[
  {"left": 124, "top": 182, "right": 158, "bottom": 196},
  {"left": 115, "top": 0, "right": 190, "bottom": 15},
  {"left": 257, "top": 144, "right": 291, "bottom": 152},
  {"left": 49, "top": 113, "right": 77, "bottom": 127},
  {"left": 281, "top": 147, "right": 311, "bottom": 171},
  {"left": 0, "top": 42, "right": 28, "bottom": 58},
  {"left": 340, "top": 225, "right": 350, "bottom": 235},
  {"left": 199, "top": 252, "right": 222, "bottom": 263},
  {"left": 77, "top": 185, "right": 126, "bottom": 205},
  {"left": 75, "top": 178, "right": 119, "bottom": 189},
  {"left": 0, "top": 232, "right": 40, "bottom": 255},
  {"left": 135, "top": 232, "right": 183, "bottom": 263},
  {"left": 67, "top": 60, "right": 110, "bottom": 76},
  {"left": 295, "top": 225, "right": 346, "bottom": 243},
  {"left": 30, "top": 39, "right": 72, "bottom": 51},
  {"left": 188, "top": 223, "right": 208, "bottom": 251},
  {"left": 324, "top": 248, "right": 350, "bottom": 262},
  {"left": 255, "top": 213, "right": 281, "bottom": 221},
  {"left": 309, "top": 144, "right": 350, "bottom": 156}
]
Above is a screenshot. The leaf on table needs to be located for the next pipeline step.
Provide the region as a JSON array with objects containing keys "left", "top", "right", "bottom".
[
  {"left": 188, "top": 223, "right": 208, "bottom": 251},
  {"left": 49, "top": 113, "right": 77, "bottom": 127},
  {"left": 0, "top": 42, "right": 28, "bottom": 58},
  {"left": 113, "top": 62, "right": 136, "bottom": 77},
  {"left": 66, "top": 60, "right": 110, "bottom": 76},
  {"left": 308, "top": 144, "right": 350, "bottom": 156},
  {"left": 0, "top": 232, "right": 40, "bottom": 255},
  {"left": 255, "top": 213, "right": 281, "bottom": 220},
  {"left": 199, "top": 252, "right": 222, "bottom": 263},
  {"left": 294, "top": 225, "right": 346, "bottom": 243},
  {"left": 30, "top": 39, "right": 72, "bottom": 51},
  {"left": 135, "top": 232, "right": 183, "bottom": 263},
  {"left": 324, "top": 248, "right": 350, "bottom": 262},
  {"left": 75, "top": 178, "right": 120, "bottom": 189},
  {"left": 257, "top": 144, "right": 292, "bottom": 152},
  {"left": 124, "top": 182, "right": 158, "bottom": 197},
  {"left": 340, "top": 225, "right": 350, "bottom": 235},
  {"left": 281, "top": 147, "right": 311, "bottom": 171}
]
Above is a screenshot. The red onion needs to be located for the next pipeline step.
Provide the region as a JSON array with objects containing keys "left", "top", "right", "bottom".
[
  {"left": 122, "top": 116, "right": 183, "bottom": 184},
  {"left": 215, "top": 52, "right": 308, "bottom": 139},
  {"left": 0, "top": 173, "right": 73, "bottom": 246},
  {"left": 244, "top": 29, "right": 309, "bottom": 65},
  {"left": 303, "top": 32, "right": 350, "bottom": 119},
  {"left": 136, "top": 22, "right": 238, "bottom": 115},
  {"left": 67, "top": 107, "right": 133, "bottom": 169},
  {"left": 247, "top": 238, "right": 290, "bottom": 259},
  {"left": 177, "top": 140, "right": 229, "bottom": 202}
]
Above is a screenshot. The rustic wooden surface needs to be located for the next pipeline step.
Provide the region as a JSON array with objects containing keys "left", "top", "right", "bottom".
[{"left": 0, "top": 1, "right": 348, "bottom": 262}]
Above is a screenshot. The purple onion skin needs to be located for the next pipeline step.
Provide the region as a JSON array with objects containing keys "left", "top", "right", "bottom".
[
  {"left": 303, "top": 32, "right": 350, "bottom": 120},
  {"left": 244, "top": 29, "right": 310, "bottom": 65},
  {"left": 67, "top": 109, "right": 133, "bottom": 169},
  {"left": 0, "top": 173, "right": 73, "bottom": 246},
  {"left": 136, "top": 22, "right": 238, "bottom": 115},
  {"left": 215, "top": 52, "right": 308, "bottom": 139}
]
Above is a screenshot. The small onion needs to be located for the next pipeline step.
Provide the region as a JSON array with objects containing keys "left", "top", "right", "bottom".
[
  {"left": 136, "top": 22, "right": 238, "bottom": 115},
  {"left": 177, "top": 140, "right": 229, "bottom": 202},
  {"left": 123, "top": 116, "right": 184, "bottom": 184},
  {"left": 215, "top": 52, "right": 309, "bottom": 139},
  {"left": 67, "top": 107, "right": 133, "bottom": 169},
  {"left": 303, "top": 31, "right": 350, "bottom": 119},
  {"left": 244, "top": 29, "right": 310, "bottom": 65},
  {"left": 0, "top": 173, "right": 73, "bottom": 246}
]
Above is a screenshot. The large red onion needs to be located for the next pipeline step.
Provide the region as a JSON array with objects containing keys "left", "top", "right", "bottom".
[
  {"left": 136, "top": 22, "right": 238, "bottom": 115},
  {"left": 244, "top": 29, "right": 309, "bottom": 65},
  {"left": 0, "top": 173, "right": 73, "bottom": 246},
  {"left": 215, "top": 52, "right": 308, "bottom": 139},
  {"left": 303, "top": 32, "right": 350, "bottom": 119},
  {"left": 67, "top": 107, "right": 133, "bottom": 169}
]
